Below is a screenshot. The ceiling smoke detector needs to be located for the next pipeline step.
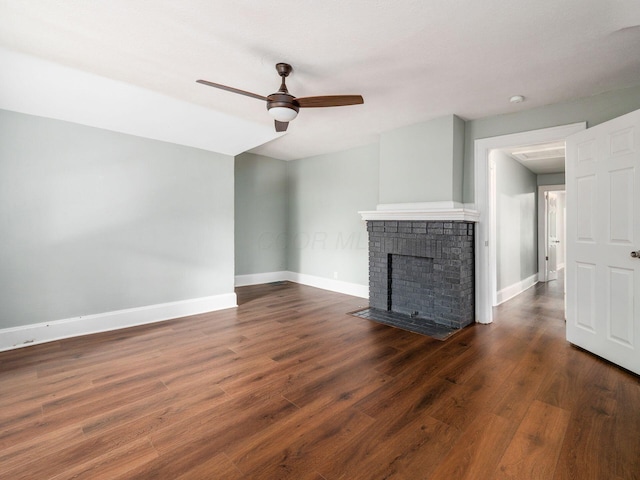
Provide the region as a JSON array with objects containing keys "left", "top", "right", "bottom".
[{"left": 510, "top": 95, "right": 525, "bottom": 103}]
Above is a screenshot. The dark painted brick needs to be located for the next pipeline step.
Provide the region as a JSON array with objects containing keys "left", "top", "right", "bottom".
[{"left": 367, "top": 220, "right": 475, "bottom": 330}]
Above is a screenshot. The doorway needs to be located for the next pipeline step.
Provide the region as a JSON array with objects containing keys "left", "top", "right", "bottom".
[
  {"left": 474, "top": 122, "right": 586, "bottom": 324},
  {"left": 538, "top": 186, "right": 566, "bottom": 283}
]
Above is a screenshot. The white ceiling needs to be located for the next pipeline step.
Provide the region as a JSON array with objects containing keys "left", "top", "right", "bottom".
[
  {"left": 1, "top": 0, "right": 639, "bottom": 161},
  {"left": 502, "top": 141, "right": 566, "bottom": 175}
]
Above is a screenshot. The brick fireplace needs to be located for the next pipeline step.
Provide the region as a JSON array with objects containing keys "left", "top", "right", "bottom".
[{"left": 357, "top": 204, "right": 479, "bottom": 338}]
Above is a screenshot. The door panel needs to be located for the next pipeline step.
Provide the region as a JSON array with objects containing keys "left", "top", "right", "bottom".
[
  {"left": 576, "top": 175, "right": 596, "bottom": 241},
  {"left": 566, "top": 108, "right": 640, "bottom": 375},
  {"left": 609, "top": 168, "right": 633, "bottom": 243},
  {"left": 608, "top": 266, "right": 633, "bottom": 346},
  {"left": 575, "top": 262, "right": 596, "bottom": 332}
]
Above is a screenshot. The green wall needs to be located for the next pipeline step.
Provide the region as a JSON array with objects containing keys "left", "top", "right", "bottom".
[
  {"left": 287, "top": 144, "right": 379, "bottom": 285},
  {"left": 379, "top": 115, "right": 464, "bottom": 203},
  {"left": 493, "top": 150, "right": 538, "bottom": 291},
  {"left": 0, "top": 109, "right": 235, "bottom": 329},
  {"left": 234, "top": 152, "right": 287, "bottom": 275}
]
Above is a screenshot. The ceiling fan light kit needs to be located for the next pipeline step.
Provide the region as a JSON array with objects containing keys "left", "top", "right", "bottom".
[
  {"left": 268, "top": 106, "right": 298, "bottom": 122},
  {"left": 197, "top": 62, "right": 363, "bottom": 132}
]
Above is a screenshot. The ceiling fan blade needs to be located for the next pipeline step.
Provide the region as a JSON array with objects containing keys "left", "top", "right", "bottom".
[
  {"left": 295, "top": 95, "right": 364, "bottom": 108},
  {"left": 275, "top": 120, "right": 289, "bottom": 132},
  {"left": 196, "top": 79, "right": 267, "bottom": 101}
]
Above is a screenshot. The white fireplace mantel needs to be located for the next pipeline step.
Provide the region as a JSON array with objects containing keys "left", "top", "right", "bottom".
[{"left": 359, "top": 201, "right": 480, "bottom": 222}]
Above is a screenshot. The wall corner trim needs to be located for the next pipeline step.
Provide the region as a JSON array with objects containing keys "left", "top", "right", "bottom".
[
  {"left": 235, "top": 271, "right": 369, "bottom": 299},
  {"left": 286, "top": 272, "right": 369, "bottom": 299},
  {"left": 235, "top": 271, "right": 290, "bottom": 287},
  {"left": 0, "top": 293, "right": 238, "bottom": 352}
]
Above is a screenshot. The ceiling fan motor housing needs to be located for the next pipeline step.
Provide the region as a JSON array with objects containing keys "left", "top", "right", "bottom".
[{"left": 266, "top": 92, "right": 299, "bottom": 114}]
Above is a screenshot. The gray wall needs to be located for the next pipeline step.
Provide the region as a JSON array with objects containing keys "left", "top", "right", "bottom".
[
  {"left": 234, "top": 152, "right": 287, "bottom": 275},
  {"left": 537, "top": 173, "right": 565, "bottom": 186},
  {"left": 379, "top": 115, "right": 464, "bottom": 204},
  {"left": 452, "top": 115, "right": 465, "bottom": 202},
  {"left": 464, "top": 83, "right": 640, "bottom": 202},
  {"left": 493, "top": 150, "right": 538, "bottom": 291},
  {"left": 0, "top": 109, "right": 234, "bottom": 329},
  {"left": 287, "top": 144, "right": 379, "bottom": 285}
]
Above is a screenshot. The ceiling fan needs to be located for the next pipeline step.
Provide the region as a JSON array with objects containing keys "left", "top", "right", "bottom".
[{"left": 196, "top": 63, "right": 364, "bottom": 132}]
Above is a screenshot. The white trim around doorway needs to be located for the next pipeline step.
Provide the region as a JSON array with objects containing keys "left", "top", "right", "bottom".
[{"left": 473, "top": 122, "right": 586, "bottom": 324}]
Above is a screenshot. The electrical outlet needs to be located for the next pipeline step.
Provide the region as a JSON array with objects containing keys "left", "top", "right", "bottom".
[{"left": 333, "top": 271, "right": 338, "bottom": 279}]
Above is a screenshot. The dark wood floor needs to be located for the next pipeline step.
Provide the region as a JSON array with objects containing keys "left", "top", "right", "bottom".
[{"left": 1, "top": 279, "right": 639, "bottom": 479}]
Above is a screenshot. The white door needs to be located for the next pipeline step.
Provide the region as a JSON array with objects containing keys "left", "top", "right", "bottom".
[
  {"left": 566, "top": 108, "right": 640, "bottom": 375},
  {"left": 546, "top": 192, "right": 559, "bottom": 281}
]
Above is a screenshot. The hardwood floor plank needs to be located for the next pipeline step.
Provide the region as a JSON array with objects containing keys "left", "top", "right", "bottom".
[
  {"left": 494, "top": 400, "right": 571, "bottom": 479},
  {"left": 0, "top": 341, "right": 62, "bottom": 372},
  {"left": 325, "top": 414, "right": 460, "bottom": 479},
  {"left": 48, "top": 437, "right": 158, "bottom": 480},
  {"left": 311, "top": 329, "right": 402, "bottom": 372},
  {"left": 111, "top": 440, "right": 242, "bottom": 480},
  {"left": 553, "top": 402, "right": 618, "bottom": 480},
  {"left": 81, "top": 382, "right": 227, "bottom": 437},
  {"left": 164, "top": 352, "right": 276, "bottom": 391},
  {"left": 42, "top": 380, "right": 168, "bottom": 427},
  {"left": 553, "top": 359, "right": 621, "bottom": 480},
  {"left": 428, "top": 413, "right": 516, "bottom": 480},
  {"left": 0, "top": 403, "right": 43, "bottom": 433},
  {"left": 174, "top": 453, "right": 244, "bottom": 480},
  {"left": 283, "top": 355, "right": 393, "bottom": 410},
  {"left": 0, "top": 425, "right": 85, "bottom": 474},
  {"left": 2, "top": 430, "right": 130, "bottom": 479},
  {"left": 373, "top": 335, "right": 444, "bottom": 378},
  {"left": 0, "top": 372, "right": 92, "bottom": 410},
  {"left": 491, "top": 360, "right": 547, "bottom": 424},
  {"left": 149, "top": 394, "right": 299, "bottom": 456},
  {"left": 0, "top": 280, "right": 638, "bottom": 479},
  {"left": 224, "top": 369, "right": 391, "bottom": 473},
  {"left": 221, "top": 357, "right": 325, "bottom": 399},
  {"left": 614, "top": 380, "right": 640, "bottom": 479},
  {"left": 78, "top": 383, "right": 231, "bottom": 452},
  {"left": 232, "top": 406, "right": 375, "bottom": 478},
  {"left": 429, "top": 351, "right": 516, "bottom": 431}
]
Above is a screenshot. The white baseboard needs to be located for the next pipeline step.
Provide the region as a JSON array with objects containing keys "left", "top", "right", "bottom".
[
  {"left": 235, "top": 270, "right": 369, "bottom": 299},
  {"left": 0, "top": 292, "right": 237, "bottom": 352},
  {"left": 234, "top": 271, "right": 289, "bottom": 287},
  {"left": 284, "top": 272, "right": 369, "bottom": 299},
  {"left": 4, "top": 270, "right": 368, "bottom": 352},
  {"left": 496, "top": 273, "right": 538, "bottom": 305}
]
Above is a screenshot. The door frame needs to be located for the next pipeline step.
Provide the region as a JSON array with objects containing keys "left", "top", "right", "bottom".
[
  {"left": 537, "top": 185, "right": 565, "bottom": 282},
  {"left": 474, "top": 122, "right": 586, "bottom": 324}
]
